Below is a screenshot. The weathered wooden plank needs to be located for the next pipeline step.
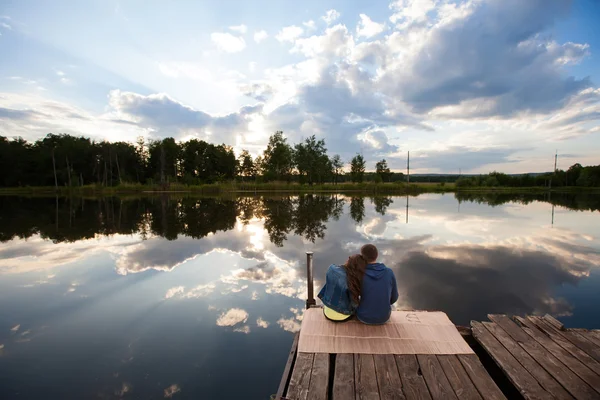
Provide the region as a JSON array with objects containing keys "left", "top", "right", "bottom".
[
  {"left": 276, "top": 332, "right": 300, "bottom": 400},
  {"left": 575, "top": 331, "right": 600, "bottom": 348},
  {"left": 287, "top": 352, "right": 314, "bottom": 400},
  {"left": 490, "top": 315, "right": 597, "bottom": 400},
  {"left": 437, "top": 355, "right": 482, "bottom": 400},
  {"left": 417, "top": 354, "right": 458, "bottom": 400},
  {"left": 543, "top": 314, "right": 564, "bottom": 330},
  {"left": 528, "top": 316, "right": 600, "bottom": 373},
  {"left": 355, "top": 354, "right": 380, "bottom": 400},
  {"left": 568, "top": 330, "right": 600, "bottom": 362},
  {"left": 308, "top": 353, "right": 329, "bottom": 400},
  {"left": 515, "top": 316, "right": 600, "bottom": 395},
  {"left": 457, "top": 354, "right": 506, "bottom": 400},
  {"left": 569, "top": 329, "right": 600, "bottom": 348},
  {"left": 472, "top": 321, "right": 549, "bottom": 400},
  {"left": 374, "top": 354, "right": 406, "bottom": 400},
  {"left": 395, "top": 355, "right": 433, "bottom": 400},
  {"left": 333, "top": 354, "right": 354, "bottom": 400},
  {"left": 482, "top": 321, "right": 573, "bottom": 400},
  {"left": 582, "top": 331, "right": 600, "bottom": 348}
]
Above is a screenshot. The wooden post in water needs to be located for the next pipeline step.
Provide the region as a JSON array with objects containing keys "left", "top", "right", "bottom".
[{"left": 306, "top": 252, "right": 316, "bottom": 309}]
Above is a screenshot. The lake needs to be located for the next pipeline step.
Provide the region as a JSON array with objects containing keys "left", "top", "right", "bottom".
[{"left": 0, "top": 192, "right": 599, "bottom": 399}]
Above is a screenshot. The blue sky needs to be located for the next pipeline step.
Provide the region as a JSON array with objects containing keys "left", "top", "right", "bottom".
[{"left": 0, "top": 0, "right": 599, "bottom": 173}]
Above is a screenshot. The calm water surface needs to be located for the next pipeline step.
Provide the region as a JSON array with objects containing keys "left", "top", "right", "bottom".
[{"left": 0, "top": 193, "right": 599, "bottom": 399}]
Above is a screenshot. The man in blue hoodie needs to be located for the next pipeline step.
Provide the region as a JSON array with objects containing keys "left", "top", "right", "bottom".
[{"left": 356, "top": 244, "right": 399, "bottom": 324}]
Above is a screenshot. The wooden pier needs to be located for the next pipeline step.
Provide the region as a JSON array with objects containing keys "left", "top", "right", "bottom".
[
  {"left": 279, "top": 349, "right": 505, "bottom": 399},
  {"left": 472, "top": 314, "right": 600, "bottom": 400},
  {"left": 274, "top": 253, "right": 600, "bottom": 399}
]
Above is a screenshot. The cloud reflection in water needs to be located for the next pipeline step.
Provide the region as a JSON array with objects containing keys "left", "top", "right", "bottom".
[
  {"left": 0, "top": 193, "right": 599, "bottom": 399},
  {"left": 1, "top": 193, "right": 599, "bottom": 327}
]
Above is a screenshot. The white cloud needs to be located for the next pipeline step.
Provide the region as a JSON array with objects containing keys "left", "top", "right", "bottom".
[
  {"left": 253, "top": 30, "right": 268, "bottom": 43},
  {"left": 292, "top": 24, "right": 354, "bottom": 58},
  {"left": 185, "top": 283, "right": 216, "bottom": 298},
  {"left": 229, "top": 24, "right": 247, "bottom": 34},
  {"left": 389, "top": 0, "right": 436, "bottom": 25},
  {"left": 164, "top": 283, "right": 215, "bottom": 299},
  {"left": 322, "top": 9, "right": 340, "bottom": 25},
  {"left": 211, "top": 32, "right": 246, "bottom": 53},
  {"left": 356, "top": 14, "right": 385, "bottom": 38},
  {"left": 303, "top": 20, "right": 317, "bottom": 31},
  {"left": 0, "top": 22, "right": 11, "bottom": 30},
  {"left": 10, "top": 324, "right": 20, "bottom": 332},
  {"left": 165, "top": 286, "right": 185, "bottom": 299},
  {"left": 256, "top": 317, "right": 269, "bottom": 328},
  {"left": 216, "top": 308, "right": 249, "bottom": 326},
  {"left": 106, "top": 89, "right": 262, "bottom": 143},
  {"left": 276, "top": 25, "right": 303, "bottom": 43}
]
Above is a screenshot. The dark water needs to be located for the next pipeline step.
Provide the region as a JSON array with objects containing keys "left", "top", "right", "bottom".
[{"left": 0, "top": 192, "right": 599, "bottom": 399}]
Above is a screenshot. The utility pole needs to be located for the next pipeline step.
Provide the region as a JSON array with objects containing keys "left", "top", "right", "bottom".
[
  {"left": 407, "top": 151, "right": 410, "bottom": 184},
  {"left": 554, "top": 150, "right": 558, "bottom": 172},
  {"left": 51, "top": 147, "right": 58, "bottom": 191}
]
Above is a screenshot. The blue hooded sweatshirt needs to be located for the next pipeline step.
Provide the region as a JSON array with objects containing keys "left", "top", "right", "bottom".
[{"left": 356, "top": 263, "right": 399, "bottom": 324}]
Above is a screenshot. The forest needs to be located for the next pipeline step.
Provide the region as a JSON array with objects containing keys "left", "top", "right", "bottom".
[
  {"left": 1, "top": 132, "right": 598, "bottom": 188},
  {"left": 0, "top": 131, "right": 397, "bottom": 187}
]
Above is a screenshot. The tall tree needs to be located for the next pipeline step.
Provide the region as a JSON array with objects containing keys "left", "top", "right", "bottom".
[
  {"left": 331, "top": 154, "right": 344, "bottom": 184},
  {"left": 294, "top": 135, "right": 330, "bottom": 184},
  {"left": 148, "top": 138, "right": 181, "bottom": 184},
  {"left": 375, "top": 159, "right": 391, "bottom": 182},
  {"left": 237, "top": 149, "right": 256, "bottom": 181},
  {"left": 350, "top": 154, "right": 366, "bottom": 183},
  {"left": 262, "top": 131, "right": 294, "bottom": 182}
]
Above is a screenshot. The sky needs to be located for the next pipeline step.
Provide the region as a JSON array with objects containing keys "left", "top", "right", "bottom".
[{"left": 0, "top": 0, "right": 599, "bottom": 174}]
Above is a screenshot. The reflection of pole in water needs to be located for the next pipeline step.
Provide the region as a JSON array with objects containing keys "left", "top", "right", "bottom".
[
  {"left": 549, "top": 190, "right": 554, "bottom": 227},
  {"left": 406, "top": 195, "right": 409, "bottom": 224},
  {"left": 55, "top": 195, "right": 59, "bottom": 232}
]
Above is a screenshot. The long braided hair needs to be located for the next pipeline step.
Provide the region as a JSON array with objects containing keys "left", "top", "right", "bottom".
[{"left": 343, "top": 254, "right": 367, "bottom": 306}]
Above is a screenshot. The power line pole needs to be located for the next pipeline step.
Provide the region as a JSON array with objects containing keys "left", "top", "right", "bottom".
[
  {"left": 549, "top": 151, "right": 556, "bottom": 190},
  {"left": 406, "top": 151, "right": 410, "bottom": 184}
]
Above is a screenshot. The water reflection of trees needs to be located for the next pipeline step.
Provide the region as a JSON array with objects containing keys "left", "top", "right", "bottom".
[
  {"left": 1, "top": 192, "right": 597, "bottom": 244},
  {"left": 0, "top": 195, "right": 352, "bottom": 245},
  {"left": 350, "top": 197, "right": 365, "bottom": 224},
  {"left": 455, "top": 191, "right": 600, "bottom": 211}
]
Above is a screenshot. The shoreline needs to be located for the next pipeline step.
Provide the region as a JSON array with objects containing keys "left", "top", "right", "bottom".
[{"left": 1, "top": 183, "right": 599, "bottom": 196}]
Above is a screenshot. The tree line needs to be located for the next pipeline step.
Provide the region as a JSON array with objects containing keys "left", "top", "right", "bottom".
[
  {"left": 455, "top": 164, "right": 600, "bottom": 188},
  {"left": 0, "top": 132, "right": 400, "bottom": 188}
]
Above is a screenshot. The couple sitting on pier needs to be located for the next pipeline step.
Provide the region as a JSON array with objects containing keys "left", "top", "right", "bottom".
[{"left": 318, "top": 244, "right": 399, "bottom": 325}]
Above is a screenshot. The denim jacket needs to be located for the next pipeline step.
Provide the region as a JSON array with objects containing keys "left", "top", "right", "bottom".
[{"left": 317, "top": 264, "right": 355, "bottom": 315}]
